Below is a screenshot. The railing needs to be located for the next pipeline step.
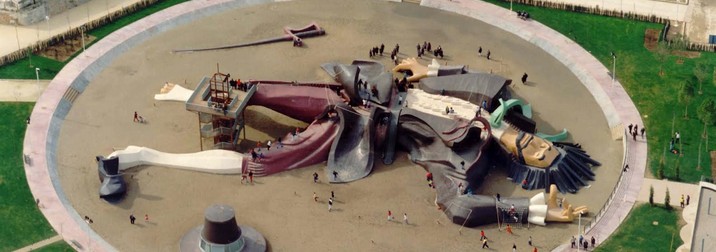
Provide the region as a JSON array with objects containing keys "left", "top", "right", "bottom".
[{"left": 582, "top": 128, "right": 630, "bottom": 234}]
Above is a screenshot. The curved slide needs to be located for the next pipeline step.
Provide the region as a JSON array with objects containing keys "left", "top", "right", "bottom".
[
  {"left": 108, "top": 146, "right": 245, "bottom": 174},
  {"left": 326, "top": 104, "right": 376, "bottom": 183}
]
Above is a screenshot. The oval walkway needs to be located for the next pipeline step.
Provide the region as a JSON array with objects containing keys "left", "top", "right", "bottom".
[{"left": 23, "top": 0, "right": 646, "bottom": 251}]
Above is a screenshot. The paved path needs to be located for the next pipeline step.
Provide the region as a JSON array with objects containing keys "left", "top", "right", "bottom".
[
  {"left": 637, "top": 178, "right": 700, "bottom": 205},
  {"left": 13, "top": 235, "right": 62, "bottom": 252},
  {"left": 0, "top": 0, "right": 142, "bottom": 59},
  {"left": 0, "top": 79, "right": 51, "bottom": 102},
  {"left": 422, "top": 1, "right": 647, "bottom": 251}
]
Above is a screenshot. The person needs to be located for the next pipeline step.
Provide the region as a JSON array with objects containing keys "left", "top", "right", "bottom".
[
  {"left": 591, "top": 236, "right": 596, "bottom": 248},
  {"left": 277, "top": 137, "right": 283, "bottom": 149},
  {"left": 427, "top": 42, "right": 432, "bottom": 52},
  {"left": 506, "top": 224, "right": 513, "bottom": 235},
  {"left": 571, "top": 236, "right": 576, "bottom": 248},
  {"left": 583, "top": 240, "right": 588, "bottom": 250},
  {"left": 313, "top": 172, "right": 319, "bottom": 183},
  {"left": 640, "top": 127, "right": 645, "bottom": 138},
  {"left": 478, "top": 46, "right": 483, "bottom": 56},
  {"left": 522, "top": 73, "right": 528, "bottom": 84},
  {"left": 26, "top": 117, "right": 30, "bottom": 124},
  {"left": 675, "top": 131, "right": 681, "bottom": 143},
  {"left": 579, "top": 235, "right": 583, "bottom": 246},
  {"left": 379, "top": 43, "right": 385, "bottom": 55},
  {"left": 428, "top": 180, "right": 434, "bottom": 188},
  {"left": 687, "top": 195, "right": 690, "bottom": 205},
  {"left": 496, "top": 193, "right": 501, "bottom": 202},
  {"left": 623, "top": 164, "right": 630, "bottom": 172},
  {"left": 482, "top": 100, "right": 488, "bottom": 111},
  {"left": 249, "top": 170, "right": 254, "bottom": 184},
  {"left": 632, "top": 130, "right": 637, "bottom": 141},
  {"left": 241, "top": 171, "right": 248, "bottom": 184},
  {"left": 313, "top": 192, "right": 318, "bottom": 202},
  {"left": 458, "top": 183, "right": 464, "bottom": 195},
  {"left": 669, "top": 138, "right": 675, "bottom": 151},
  {"left": 529, "top": 236, "right": 533, "bottom": 246},
  {"left": 634, "top": 124, "right": 639, "bottom": 137},
  {"left": 387, "top": 210, "right": 394, "bottom": 221},
  {"left": 482, "top": 238, "right": 489, "bottom": 249},
  {"left": 133, "top": 111, "right": 139, "bottom": 122},
  {"left": 480, "top": 230, "right": 486, "bottom": 240},
  {"left": 328, "top": 198, "right": 333, "bottom": 212},
  {"left": 331, "top": 191, "right": 335, "bottom": 199},
  {"left": 522, "top": 179, "right": 528, "bottom": 189},
  {"left": 333, "top": 170, "right": 339, "bottom": 180},
  {"left": 403, "top": 213, "right": 408, "bottom": 224},
  {"left": 129, "top": 213, "right": 136, "bottom": 224},
  {"left": 145, "top": 214, "right": 149, "bottom": 222},
  {"left": 628, "top": 124, "right": 633, "bottom": 135},
  {"left": 512, "top": 243, "right": 517, "bottom": 252},
  {"left": 267, "top": 140, "right": 272, "bottom": 151},
  {"left": 533, "top": 247, "right": 538, "bottom": 252},
  {"left": 510, "top": 204, "right": 516, "bottom": 213},
  {"left": 487, "top": 50, "right": 491, "bottom": 60},
  {"left": 680, "top": 194, "right": 685, "bottom": 208}
]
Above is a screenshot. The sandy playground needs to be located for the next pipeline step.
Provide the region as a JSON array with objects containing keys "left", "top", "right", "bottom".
[{"left": 54, "top": 0, "right": 623, "bottom": 251}]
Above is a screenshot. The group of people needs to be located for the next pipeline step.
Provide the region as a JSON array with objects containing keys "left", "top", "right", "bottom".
[
  {"left": 386, "top": 210, "right": 409, "bottom": 224},
  {"left": 680, "top": 194, "right": 691, "bottom": 208},
  {"left": 426, "top": 172, "right": 435, "bottom": 188},
  {"left": 229, "top": 78, "right": 250, "bottom": 92},
  {"left": 571, "top": 235, "right": 597, "bottom": 250},
  {"left": 241, "top": 170, "right": 255, "bottom": 184},
  {"left": 627, "top": 123, "right": 645, "bottom": 141},
  {"left": 369, "top": 44, "right": 385, "bottom": 58},
  {"left": 516, "top": 11, "right": 531, "bottom": 20},
  {"left": 669, "top": 131, "right": 681, "bottom": 154},
  {"left": 415, "top": 41, "right": 444, "bottom": 58},
  {"left": 478, "top": 46, "right": 491, "bottom": 60}
]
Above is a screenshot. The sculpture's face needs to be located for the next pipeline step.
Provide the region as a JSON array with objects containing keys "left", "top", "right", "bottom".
[{"left": 499, "top": 127, "right": 559, "bottom": 168}]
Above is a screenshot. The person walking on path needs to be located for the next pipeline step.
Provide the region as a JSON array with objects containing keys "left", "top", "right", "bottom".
[
  {"left": 387, "top": 210, "right": 394, "bottom": 221},
  {"left": 591, "top": 236, "right": 596, "bottom": 248},
  {"left": 480, "top": 230, "right": 486, "bottom": 240},
  {"left": 328, "top": 198, "right": 333, "bottom": 212},
  {"left": 634, "top": 124, "right": 639, "bottom": 137},
  {"left": 628, "top": 124, "right": 633, "bottom": 135},
  {"left": 632, "top": 130, "right": 637, "bottom": 141},
  {"left": 130, "top": 213, "right": 136, "bottom": 224},
  {"left": 482, "top": 238, "right": 489, "bottom": 249},
  {"left": 571, "top": 236, "right": 576, "bottom": 248},
  {"left": 640, "top": 127, "right": 645, "bottom": 139},
  {"left": 521, "top": 73, "right": 528, "bottom": 84},
  {"left": 313, "top": 172, "right": 319, "bottom": 183},
  {"left": 680, "top": 194, "right": 685, "bottom": 208},
  {"left": 133, "top": 112, "right": 139, "bottom": 122},
  {"left": 249, "top": 170, "right": 254, "bottom": 184},
  {"left": 687, "top": 195, "right": 691, "bottom": 205},
  {"left": 313, "top": 192, "right": 318, "bottom": 202},
  {"left": 403, "top": 213, "right": 409, "bottom": 224}
]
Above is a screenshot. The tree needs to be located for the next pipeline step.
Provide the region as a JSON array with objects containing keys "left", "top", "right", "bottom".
[
  {"left": 657, "top": 156, "right": 665, "bottom": 179},
  {"left": 697, "top": 98, "right": 716, "bottom": 126},
  {"left": 665, "top": 187, "right": 671, "bottom": 210},
  {"left": 693, "top": 61, "right": 709, "bottom": 94},
  {"left": 654, "top": 41, "right": 670, "bottom": 76},
  {"left": 678, "top": 79, "right": 695, "bottom": 118},
  {"left": 649, "top": 185, "right": 655, "bottom": 206}
]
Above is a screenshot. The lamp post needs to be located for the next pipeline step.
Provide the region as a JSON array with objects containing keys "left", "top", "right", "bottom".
[
  {"left": 35, "top": 68, "right": 40, "bottom": 85},
  {"left": 510, "top": 0, "right": 513, "bottom": 11},
  {"left": 81, "top": 26, "right": 86, "bottom": 52},
  {"left": 577, "top": 211, "right": 583, "bottom": 251},
  {"left": 611, "top": 52, "right": 616, "bottom": 87}
]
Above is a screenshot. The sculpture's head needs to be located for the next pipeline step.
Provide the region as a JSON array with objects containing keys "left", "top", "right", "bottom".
[{"left": 499, "top": 126, "right": 559, "bottom": 168}]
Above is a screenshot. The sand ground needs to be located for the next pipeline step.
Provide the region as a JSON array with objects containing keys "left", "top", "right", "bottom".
[{"left": 55, "top": 0, "right": 622, "bottom": 251}]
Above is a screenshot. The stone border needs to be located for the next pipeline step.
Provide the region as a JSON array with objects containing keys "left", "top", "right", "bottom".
[
  {"left": 420, "top": 1, "right": 647, "bottom": 250},
  {"left": 22, "top": 0, "right": 278, "bottom": 251},
  {"left": 23, "top": 0, "right": 646, "bottom": 250}
]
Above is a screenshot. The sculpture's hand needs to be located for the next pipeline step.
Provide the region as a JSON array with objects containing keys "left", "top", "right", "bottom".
[
  {"left": 545, "top": 185, "right": 588, "bottom": 222},
  {"left": 391, "top": 58, "right": 428, "bottom": 82}
]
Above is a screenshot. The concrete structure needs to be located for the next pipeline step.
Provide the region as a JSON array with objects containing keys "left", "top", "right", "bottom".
[
  {"left": 0, "top": 0, "right": 92, "bottom": 25},
  {"left": 678, "top": 182, "right": 716, "bottom": 252},
  {"left": 179, "top": 204, "right": 266, "bottom": 252}
]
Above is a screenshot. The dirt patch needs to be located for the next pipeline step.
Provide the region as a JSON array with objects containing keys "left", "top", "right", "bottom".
[
  {"left": 672, "top": 50, "right": 700, "bottom": 59},
  {"left": 645, "top": 29, "right": 660, "bottom": 50},
  {"left": 38, "top": 35, "right": 97, "bottom": 62}
]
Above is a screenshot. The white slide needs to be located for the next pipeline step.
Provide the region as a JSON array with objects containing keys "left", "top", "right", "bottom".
[
  {"left": 109, "top": 146, "right": 244, "bottom": 174},
  {"left": 154, "top": 82, "right": 193, "bottom": 102}
]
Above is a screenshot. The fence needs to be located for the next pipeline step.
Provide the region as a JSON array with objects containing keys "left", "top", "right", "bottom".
[
  {"left": 582, "top": 128, "right": 630, "bottom": 234},
  {"left": 0, "top": 0, "right": 161, "bottom": 67}
]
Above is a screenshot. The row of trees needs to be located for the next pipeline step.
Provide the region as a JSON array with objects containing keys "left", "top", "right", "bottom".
[{"left": 649, "top": 185, "right": 674, "bottom": 210}]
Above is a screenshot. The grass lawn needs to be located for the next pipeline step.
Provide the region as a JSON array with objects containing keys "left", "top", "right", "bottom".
[
  {"left": 484, "top": 0, "right": 716, "bottom": 182},
  {"left": 595, "top": 203, "right": 682, "bottom": 251},
  {"left": 33, "top": 240, "right": 75, "bottom": 252},
  {"left": 0, "top": 102, "right": 57, "bottom": 251}
]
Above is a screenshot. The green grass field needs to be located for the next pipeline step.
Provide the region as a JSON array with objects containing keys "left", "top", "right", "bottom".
[
  {"left": 0, "top": 103, "right": 56, "bottom": 251},
  {"left": 485, "top": 0, "right": 715, "bottom": 182},
  {"left": 595, "top": 204, "right": 682, "bottom": 252}
]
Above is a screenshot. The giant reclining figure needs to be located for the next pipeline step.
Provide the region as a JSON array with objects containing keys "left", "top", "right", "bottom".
[{"left": 103, "top": 59, "right": 599, "bottom": 228}]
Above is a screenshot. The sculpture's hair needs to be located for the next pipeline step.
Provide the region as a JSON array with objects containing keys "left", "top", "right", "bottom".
[{"left": 508, "top": 141, "right": 600, "bottom": 194}]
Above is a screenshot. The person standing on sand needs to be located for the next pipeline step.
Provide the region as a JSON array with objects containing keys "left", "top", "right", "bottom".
[
  {"left": 403, "top": 213, "right": 408, "bottom": 224},
  {"left": 313, "top": 192, "right": 318, "bottom": 202},
  {"left": 482, "top": 238, "right": 489, "bottom": 249},
  {"left": 478, "top": 46, "right": 483, "bottom": 56},
  {"left": 313, "top": 172, "right": 319, "bottom": 183},
  {"left": 481, "top": 230, "right": 486, "bottom": 240},
  {"left": 512, "top": 243, "right": 517, "bottom": 252},
  {"left": 387, "top": 210, "right": 394, "bottom": 221},
  {"left": 267, "top": 140, "right": 272, "bottom": 151},
  {"left": 522, "top": 73, "right": 528, "bottom": 84},
  {"left": 331, "top": 191, "right": 335, "bottom": 200},
  {"left": 529, "top": 236, "right": 533, "bottom": 246},
  {"left": 133, "top": 111, "right": 139, "bottom": 122},
  {"left": 144, "top": 214, "right": 149, "bottom": 222},
  {"left": 328, "top": 198, "right": 333, "bottom": 212},
  {"left": 487, "top": 50, "right": 491, "bottom": 60},
  {"left": 129, "top": 213, "right": 136, "bottom": 224}
]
